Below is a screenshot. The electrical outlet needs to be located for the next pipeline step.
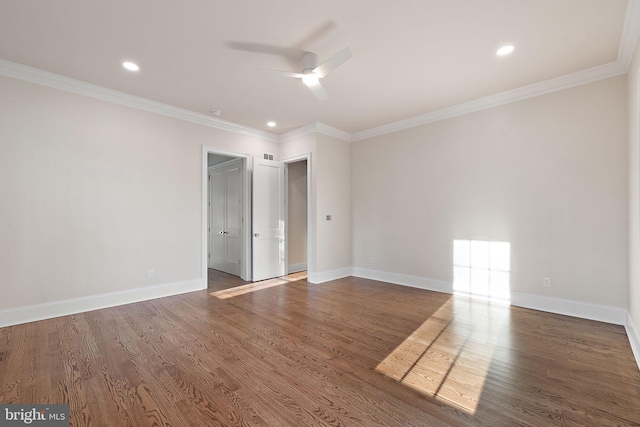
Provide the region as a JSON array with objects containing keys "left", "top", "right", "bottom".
[
  {"left": 326, "top": 215, "right": 332, "bottom": 221},
  {"left": 543, "top": 277, "right": 551, "bottom": 287},
  {"left": 148, "top": 270, "right": 156, "bottom": 279}
]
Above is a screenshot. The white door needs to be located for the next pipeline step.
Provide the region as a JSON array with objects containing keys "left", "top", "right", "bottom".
[
  {"left": 252, "top": 158, "right": 285, "bottom": 281},
  {"left": 223, "top": 162, "right": 242, "bottom": 276},
  {"left": 209, "top": 160, "right": 242, "bottom": 276},
  {"left": 209, "top": 167, "right": 225, "bottom": 270}
]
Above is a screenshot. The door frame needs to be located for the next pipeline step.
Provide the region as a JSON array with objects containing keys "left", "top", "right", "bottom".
[
  {"left": 282, "top": 153, "right": 312, "bottom": 276},
  {"left": 201, "top": 146, "right": 251, "bottom": 284}
]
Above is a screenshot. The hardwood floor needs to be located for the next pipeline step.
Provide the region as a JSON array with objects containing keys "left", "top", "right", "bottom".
[{"left": 1, "top": 269, "right": 639, "bottom": 426}]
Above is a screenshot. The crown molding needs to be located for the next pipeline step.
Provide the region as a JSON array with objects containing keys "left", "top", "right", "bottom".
[
  {"left": 315, "top": 122, "right": 352, "bottom": 142},
  {"left": 279, "top": 122, "right": 319, "bottom": 142},
  {"left": 351, "top": 61, "right": 626, "bottom": 141},
  {"left": 316, "top": 122, "right": 351, "bottom": 142},
  {"left": 1, "top": 52, "right": 631, "bottom": 146},
  {"left": 0, "top": 59, "right": 280, "bottom": 143},
  {"left": 279, "top": 121, "right": 352, "bottom": 143},
  {"left": 619, "top": 0, "right": 640, "bottom": 70}
]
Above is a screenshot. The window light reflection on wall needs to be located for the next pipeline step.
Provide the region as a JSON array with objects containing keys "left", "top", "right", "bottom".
[{"left": 453, "top": 240, "right": 511, "bottom": 301}]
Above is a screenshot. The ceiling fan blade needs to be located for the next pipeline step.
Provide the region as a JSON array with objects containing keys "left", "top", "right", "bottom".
[
  {"left": 313, "top": 47, "right": 352, "bottom": 78},
  {"left": 293, "top": 20, "right": 336, "bottom": 51},
  {"left": 306, "top": 80, "right": 329, "bottom": 101},
  {"left": 227, "top": 41, "right": 303, "bottom": 61},
  {"left": 258, "top": 69, "right": 303, "bottom": 79}
]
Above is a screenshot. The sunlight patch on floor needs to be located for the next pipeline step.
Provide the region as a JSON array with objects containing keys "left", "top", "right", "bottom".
[
  {"left": 210, "top": 271, "right": 308, "bottom": 299},
  {"left": 375, "top": 296, "right": 509, "bottom": 414}
]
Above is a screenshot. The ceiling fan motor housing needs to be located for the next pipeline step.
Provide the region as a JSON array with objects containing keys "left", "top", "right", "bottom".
[{"left": 300, "top": 51, "right": 320, "bottom": 72}]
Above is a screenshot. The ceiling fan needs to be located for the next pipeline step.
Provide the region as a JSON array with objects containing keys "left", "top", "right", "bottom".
[
  {"left": 260, "top": 47, "right": 352, "bottom": 101},
  {"left": 227, "top": 21, "right": 351, "bottom": 101}
]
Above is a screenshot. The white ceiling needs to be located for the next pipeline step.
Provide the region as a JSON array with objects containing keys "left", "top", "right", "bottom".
[{"left": 0, "top": 0, "right": 635, "bottom": 136}]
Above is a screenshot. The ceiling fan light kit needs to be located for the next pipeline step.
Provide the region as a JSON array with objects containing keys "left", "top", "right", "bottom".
[{"left": 301, "top": 71, "right": 320, "bottom": 86}]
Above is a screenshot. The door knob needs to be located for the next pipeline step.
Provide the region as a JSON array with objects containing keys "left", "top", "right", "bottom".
[
  {"left": 254, "top": 233, "right": 259, "bottom": 237},
  {"left": 219, "top": 231, "right": 224, "bottom": 234}
]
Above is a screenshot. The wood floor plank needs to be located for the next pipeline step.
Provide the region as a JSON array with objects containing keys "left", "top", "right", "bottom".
[{"left": 1, "top": 270, "right": 639, "bottom": 426}]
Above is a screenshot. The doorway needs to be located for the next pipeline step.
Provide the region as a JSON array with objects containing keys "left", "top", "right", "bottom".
[
  {"left": 202, "top": 147, "right": 251, "bottom": 283},
  {"left": 250, "top": 156, "right": 311, "bottom": 281},
  {"left": 201, "top": 147, "right": 312, "bottom": 286},
  {"left": 286, "top": 159, "right": 308, "bottom": 273},
  {"left": 208, "top": 157, "right": 243, "bottom": 276}
]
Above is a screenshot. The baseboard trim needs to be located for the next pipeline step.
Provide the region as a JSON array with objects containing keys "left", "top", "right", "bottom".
[
  {"left": 308, "top": 267, "right": 352, "bottom": 284},
  {"left": 288, "top": 262, "right": 308, "bottom": 274},
  {"left": 351, "top": 267, "right": 452, "bottom": 294},
  {"left": 0, "top": 279, "right": 205, "bottom": 328},
  {"left": 626, "top": 313, "right": 640, "bottom": 370},
  {"left": 510, "top": 292, "right": 626, "bottom": 325},
  {"left": 351, "top": 268, "right": 626, "bottom": 325}
]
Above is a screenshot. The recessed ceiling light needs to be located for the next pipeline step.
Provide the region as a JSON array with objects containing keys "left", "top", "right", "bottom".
[
  {"left": 496, "top": 45, "right": 514, "bottom": 56},
  {"left": 267, "top": 121, "right": 276, "bottom": 127},
  {"left": 122, "top": 61, "right": 140, "bottom": 71}
]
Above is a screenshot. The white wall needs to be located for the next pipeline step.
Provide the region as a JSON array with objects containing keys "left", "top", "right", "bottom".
[
  {"left": 352, "top": 76, "right": 628, "bottom": 310},
  {"left": 316, "top": 134, "right": 351, "bottom": 274},
  {"left": 280, "top": 131, "right": 351, "bottom": 281},
  {"left": 281, "top": 133, "right": 317, "bottom": 275},
  {"left": 0, "top": 75, "right": 277, "bottom": 315},
  {"left": 628, "top": 37, "right": 640, "bottom": 361}
]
